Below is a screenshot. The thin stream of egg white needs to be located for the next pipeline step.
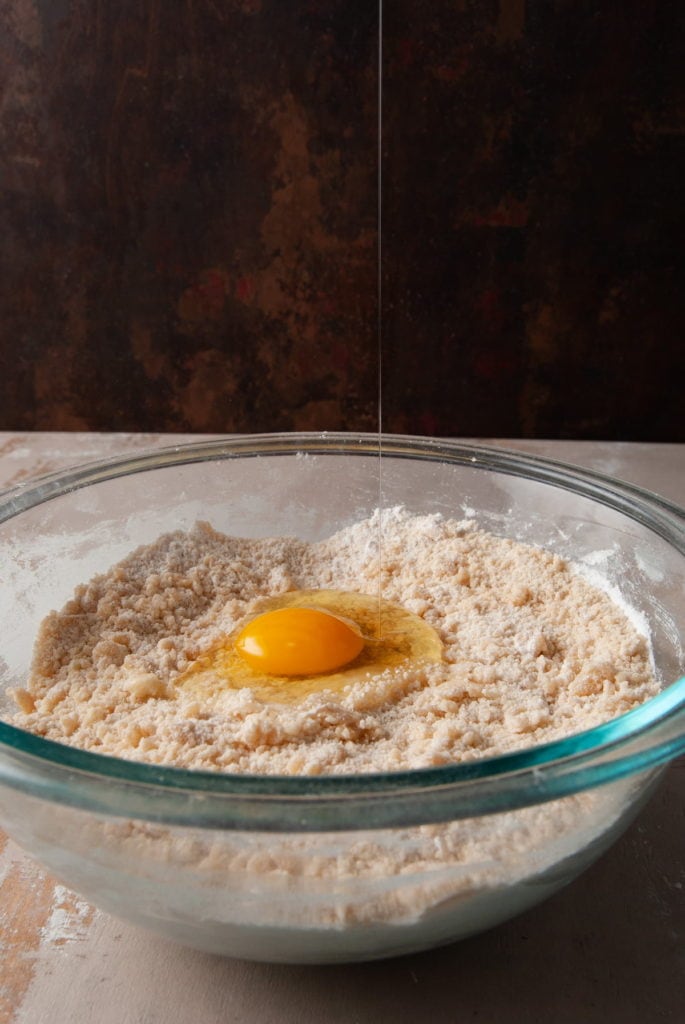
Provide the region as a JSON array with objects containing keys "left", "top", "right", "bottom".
[{"left": 377, "top": 0, "right": 384, "bottom": 638}]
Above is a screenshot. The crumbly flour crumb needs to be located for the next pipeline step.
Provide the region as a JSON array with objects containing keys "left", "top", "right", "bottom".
[{"left": 12, "top": 507, "right": 658, "bottom": 774}]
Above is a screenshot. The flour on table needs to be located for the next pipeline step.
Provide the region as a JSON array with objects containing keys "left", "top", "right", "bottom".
[{"left": 11, "top": 507, "right": 658, "bottom": 774}]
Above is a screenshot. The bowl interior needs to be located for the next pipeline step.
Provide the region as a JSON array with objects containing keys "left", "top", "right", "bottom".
[{"left": 1, "top": 439, "right": 683, "bottom": 728}]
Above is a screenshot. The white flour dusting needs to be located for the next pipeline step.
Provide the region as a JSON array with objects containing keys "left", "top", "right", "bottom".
[{"left": 40, "top": 885, "right": 93, "bottom": 947}]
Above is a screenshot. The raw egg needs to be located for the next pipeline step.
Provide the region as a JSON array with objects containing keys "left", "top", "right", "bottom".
[
  {"left": 235, "top": 606, "right": 364, "bottom": 676},
  {"left": 176, "top": 589, "right": 443, "bottom": 704}
]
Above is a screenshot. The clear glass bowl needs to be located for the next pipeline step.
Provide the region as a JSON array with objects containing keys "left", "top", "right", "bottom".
[{"left": 0, "top": 434, "right": 683, "bottom": 963}]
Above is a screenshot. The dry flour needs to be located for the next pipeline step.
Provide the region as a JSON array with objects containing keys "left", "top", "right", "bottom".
[{"left": 12, "top": 507, "right": 658, "bottom": 772}]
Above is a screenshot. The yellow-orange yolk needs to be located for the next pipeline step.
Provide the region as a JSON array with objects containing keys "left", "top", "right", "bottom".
[{"left": 235, "top": 606, "right": 364, "bottom": 677}]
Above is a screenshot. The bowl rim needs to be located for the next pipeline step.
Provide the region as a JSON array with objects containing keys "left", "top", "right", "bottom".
[{"left": 0, "top": 432, "right": 684, "bottom": 830}]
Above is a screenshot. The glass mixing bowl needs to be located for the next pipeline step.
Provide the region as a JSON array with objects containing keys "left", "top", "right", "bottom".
[{"left": 0, "top": 434, "right": 683, "bottom": 963}]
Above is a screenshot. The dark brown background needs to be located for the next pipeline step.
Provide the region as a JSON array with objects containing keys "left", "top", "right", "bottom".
[{"left": 1, "top": 1, "right": 682, "bottom": 439}]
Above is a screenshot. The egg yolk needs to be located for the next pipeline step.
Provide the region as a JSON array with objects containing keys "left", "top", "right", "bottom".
[
  {"left": 175, "top": 589, "right": 443, "bottom": 705},
  {"left": 235, "top": 606, "right": 364, "bottom": 677}
]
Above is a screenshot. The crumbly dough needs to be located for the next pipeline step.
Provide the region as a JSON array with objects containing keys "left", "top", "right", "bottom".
[{"left": 12, "top": 507, "right": 658, "bottom": 774}]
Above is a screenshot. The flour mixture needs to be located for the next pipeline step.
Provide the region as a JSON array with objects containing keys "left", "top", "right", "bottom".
[{"left": 11, "top": 508, "right": 658, "bottom": 773}]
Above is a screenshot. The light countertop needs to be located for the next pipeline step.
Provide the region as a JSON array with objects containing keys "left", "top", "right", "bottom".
[{"left": 0, "top": 433, "right": 683, "bottom": 1024}]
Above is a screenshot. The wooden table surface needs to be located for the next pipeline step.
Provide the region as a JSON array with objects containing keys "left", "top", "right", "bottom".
[{"left": 0, "top": 433, "right": 683, "bottom": 1024}]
